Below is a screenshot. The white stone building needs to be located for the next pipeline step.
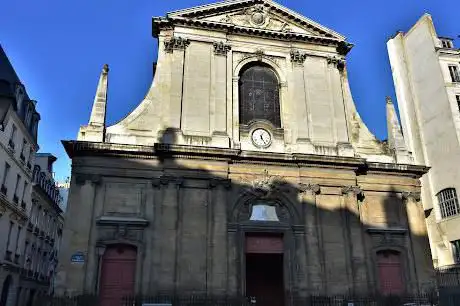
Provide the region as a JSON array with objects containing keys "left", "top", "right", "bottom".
[
  {"left": 0, "top": 45, "right": 40, "bottom": 306},
  {"left": 388, "top": 14, "right": 460, "bottom": 268}
]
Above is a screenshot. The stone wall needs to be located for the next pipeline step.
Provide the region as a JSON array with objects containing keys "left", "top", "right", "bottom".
[{"left": 56, "top": 150, "right": 434, "bottom": 296}]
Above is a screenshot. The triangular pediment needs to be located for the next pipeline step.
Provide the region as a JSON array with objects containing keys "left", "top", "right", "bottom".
[{"left": 166, "top": 0, "right": 345, "bottom": 40}]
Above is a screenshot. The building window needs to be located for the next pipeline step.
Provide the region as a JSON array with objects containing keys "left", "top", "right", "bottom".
[
  {"left": 441, "top": 39, "right": 453, "bottom": 49},
  {"left": 20, "top": 139, "right": 27, "bottom": 161},
  {"left": 1, "top": 163, "right": 10, "bottom": 195},
  {"left": 452, "top": 240, "right": 460, "bottom": 264},
  {"left": 8, "top": 124, "right": 17, "bottom": 149},
  {"left": 239, "top": 64, "right": 281, "bottom": 128},
  {"left": 6, "top": 222, "right": 14, "bottom": 252},
  {"left": 449, "top": 65, "right": 460, "bottom": 83},
  {"left": 456, "top": 95, "right": 460, "bottom": 113},
  {"left": 13, "top": 174, "right": 20, "bottom": 204},
  {"left": 437, "top": 188, "right": 460, "bottom": 218},
  {"left": 14, "top": 226, "right": 22, "bottom": 255},
  {"left": 21, "top": 182, "right": 28, "bottom": 209}
]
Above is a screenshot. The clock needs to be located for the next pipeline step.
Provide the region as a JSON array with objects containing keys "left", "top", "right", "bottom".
[{"left": 251, "top": 128, "right": 272, "bottom": 148}]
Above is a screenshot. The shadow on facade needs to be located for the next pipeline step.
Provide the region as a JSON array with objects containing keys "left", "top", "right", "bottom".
[{"left": 50, "top": 128, "right": 440, "bottom": 306}]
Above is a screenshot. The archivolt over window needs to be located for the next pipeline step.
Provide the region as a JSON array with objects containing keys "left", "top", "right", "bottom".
[{"left": 239, "top": 64, "right": 281, "bottom": 127}]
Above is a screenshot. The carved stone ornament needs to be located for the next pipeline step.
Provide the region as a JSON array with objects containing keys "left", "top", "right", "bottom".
[
  {"left": 243, "top": 170, "right": 288, "bottom": 199},
  {"left": 298, "top": 183, "right": 320, "bottom": 195},
  {"left": 246, "top": 4, "right": 270, "bottom": 27},
  {"left": 116, "top": 225, "right": 128, "bottom": 239},
  {"left": 341, "top": 186, "right": 363, "bottom": 197},
  {"left": 327, "top": 56, "right": 345, "bottom": 70},
  {"left": 213, "top": 41, "right": 231, "bottom": 56},
  {"left": 255, "top": 49, "right": 265, "bottom": 61},
  {"left": 402, "top": 191, "right": 421, "bottom": 202},
  {"left": 164, "top": 37, "right": 190, "bottom": 53},
  {"left": 290, "top": 50, "right": 307, "bottom": 64}
]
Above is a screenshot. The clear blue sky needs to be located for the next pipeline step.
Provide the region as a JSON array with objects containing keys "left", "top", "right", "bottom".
[{"left": 0, "top": 0, "right": 458, "bottom": 180}]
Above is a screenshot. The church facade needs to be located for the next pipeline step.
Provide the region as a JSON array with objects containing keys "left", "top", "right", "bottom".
[{"left": 57, "top": 0, "right": 434, "bottom": 304}]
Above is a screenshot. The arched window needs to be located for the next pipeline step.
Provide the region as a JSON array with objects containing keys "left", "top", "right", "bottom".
[
  {"left": 239, "top": 64, "right": 281, "bottom": 127},
  {"left": 437, "top": 188, "right": 460, "bottom": 218}
]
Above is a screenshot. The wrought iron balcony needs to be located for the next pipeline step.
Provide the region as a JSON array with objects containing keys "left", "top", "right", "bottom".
[{"left": 32, "top": 165, "right": 62, "bottom": 208}]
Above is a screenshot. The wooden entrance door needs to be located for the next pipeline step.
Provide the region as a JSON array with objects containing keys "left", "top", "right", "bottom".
[
  {"left": 99, "top": 245, "right": 137, "bottom": 306},
  {"left": 246, "top": 234, "right": 284, "bottom": 306},
  {"left": 377, "top": 250, "right": 405, "bottom": 295}
]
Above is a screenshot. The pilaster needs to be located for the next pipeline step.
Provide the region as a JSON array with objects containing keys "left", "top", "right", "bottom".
[{"left": 341, "top": 186, "right": 369, "bottom": 295}]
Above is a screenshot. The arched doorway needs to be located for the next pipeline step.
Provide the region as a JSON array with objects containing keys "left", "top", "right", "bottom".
[
  {"left": 99, "top": 244, "right": 137, "bottom": 306},
  {"left": 377, "top": 250, "right": 405, "bottom": 295},
  {"left": 0, "top": 275, "right": 13, "bottom": 306}
]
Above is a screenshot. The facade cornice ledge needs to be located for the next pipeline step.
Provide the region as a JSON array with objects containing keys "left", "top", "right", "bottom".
[
  {"left": 366, "top": 162, "right": 429, "bottom": 178},
  {"left": 165, "top": 17, "right": 343, "bottom": 46},
  {"left": 63, "top": 141, "right": 429, "bottom": 177},
  {"left": 366, "top": 227, "right": 407, "bottom": 235},
  {"left": 96, "top": 216, "right": 149, "bottom": 227}
]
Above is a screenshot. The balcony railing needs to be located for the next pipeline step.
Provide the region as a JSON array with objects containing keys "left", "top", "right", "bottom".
[{"left": 32, "top": 165, "right": 62, "bottom": 208}]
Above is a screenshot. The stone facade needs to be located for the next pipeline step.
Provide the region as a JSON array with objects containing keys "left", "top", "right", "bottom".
[
  {"left": 388, "top": 14, "right": 460, "bottom": 268},
  {"left": 58, "top": 0, "right": 435, "bottom": 302}
]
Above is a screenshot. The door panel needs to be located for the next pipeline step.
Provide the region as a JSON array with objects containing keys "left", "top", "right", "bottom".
[{"left": 99, "top": 245, "right": 137, "bottom": 306}]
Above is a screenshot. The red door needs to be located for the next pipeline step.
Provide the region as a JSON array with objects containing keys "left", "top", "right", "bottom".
[
  {"left": 99, "top": 245, "right": 137, "bottom": 306},
  {"left": 377, "top": 250, "right": 405, "bottom": 295}
]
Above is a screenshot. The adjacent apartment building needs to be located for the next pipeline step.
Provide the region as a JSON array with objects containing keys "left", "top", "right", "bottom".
[
  {"left": 388, "top": 14, "right": 460, "bottom": 268},
  {"left": 0, "top": 45, "right": 64, "bottom": 306}
]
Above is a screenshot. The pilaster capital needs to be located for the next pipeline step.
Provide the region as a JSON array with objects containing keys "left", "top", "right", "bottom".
[
  {"left": 213, "top": 41, "right": 231, "bottom": 56},
  {"left": 402, "top": 191, "right": 421, "bottom": 203},
  {"left": 298, "top": 183, "right": 320, "bottom": 195},
  {"left": 290, "top": 50, "right": 307, "bottom": 64},
  {"left": 341, "top": 186, "right": 364, "bottom": 198},
  {"left": 164, "top": 37, "right": 190, "bottom": 53},
  {"left": 327, "top": 56, "right": 345, "bottom": 70}
]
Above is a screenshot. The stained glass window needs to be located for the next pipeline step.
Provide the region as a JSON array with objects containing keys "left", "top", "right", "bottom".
[{"left": 239, "top": 65, "right": 281, "bottom": 127}]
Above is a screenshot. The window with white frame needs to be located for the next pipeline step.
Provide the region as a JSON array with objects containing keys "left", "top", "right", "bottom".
[
  {"left": 449, "top": 65, "right": 460, "bottom": 83},
  {"left": 437, "top": 188, "right": 460, "bottom": 218},
  {"left": 452, "top": 240, "right": 460, "bottom": 264}
]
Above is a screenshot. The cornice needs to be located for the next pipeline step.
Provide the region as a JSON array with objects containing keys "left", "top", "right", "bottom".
[
  {"left": 160, "top": 17, "right": 343, "bottom": 47},
  {"left": 62, "top": 140, "right": 429, "bottom": 177}
]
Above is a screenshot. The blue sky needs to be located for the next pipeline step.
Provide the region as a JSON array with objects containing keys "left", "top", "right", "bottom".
[{"left": 0, "top": 0, "right": 458, "bottom": 180}]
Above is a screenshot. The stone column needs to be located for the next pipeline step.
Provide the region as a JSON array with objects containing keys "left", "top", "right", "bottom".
[
  {"left": 403, "top": 191, "right": 433, "bottom": 293},
  {"left": 341, "top": 186, "right": 369, "bottom": 295},
  {"left": 299, "top": 183, "right": 324, "bottom": 294}
]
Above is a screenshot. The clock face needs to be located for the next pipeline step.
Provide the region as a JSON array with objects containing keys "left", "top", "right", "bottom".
[{"left": 251, "top": 128, "right": 272, "bottom": 148}]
